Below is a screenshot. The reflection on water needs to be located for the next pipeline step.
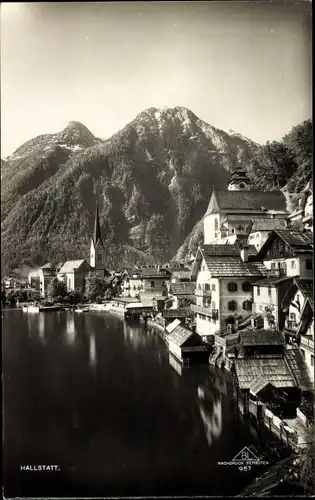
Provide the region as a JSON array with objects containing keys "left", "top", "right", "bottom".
[
  {"left": 89, "top": 335, "right": 97, "bottom": 368},
  {"left": 66, "top": 314, "right": 76, "bottom": 345},
  {"left": 3, "top": 310, "right": 271, "bottom": 498},
  {"left": 198, "top": 385, "right": 222, "bottom": 447},
  {"left": 38, "top": 314, "right": 46, "bottom": 343}
]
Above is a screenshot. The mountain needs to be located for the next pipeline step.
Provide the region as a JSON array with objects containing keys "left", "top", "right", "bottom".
[
  {"left": 1, "top": 106, "right": 260, "bottom": 274},
  {"left": 175, "top": 118, "right": 313, "bottom": 262}
]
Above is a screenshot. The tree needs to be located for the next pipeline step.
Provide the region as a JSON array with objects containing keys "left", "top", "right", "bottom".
[
  {"left": 47, "top": 278, "right": 67, "bottom": 298},
  {"left": 84, "top": 272, "right": 109, "bottom": 301}
]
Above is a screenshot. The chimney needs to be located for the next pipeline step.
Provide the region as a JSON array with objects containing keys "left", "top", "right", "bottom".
[{"left": 240, "top": 244, "right": 249, "bottom": 262}]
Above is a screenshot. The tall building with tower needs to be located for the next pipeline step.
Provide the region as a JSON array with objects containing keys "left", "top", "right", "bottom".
[
  {"left": 90, "top": 204, "right": 108, "bottom": 278},
  {"left": 203, "top": 167, "right": 288, "bottom": 244}
]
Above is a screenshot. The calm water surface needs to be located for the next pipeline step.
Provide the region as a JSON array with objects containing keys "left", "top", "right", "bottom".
[{"left": 3, "top": 309, "right": 272, "bottom": 497}]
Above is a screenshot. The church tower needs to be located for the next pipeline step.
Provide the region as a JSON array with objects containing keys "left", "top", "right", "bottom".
[
  {"left": 227, "top": 166, "right": 251, "bottom": 191},
  {"left": 90, "top": 204, "right": 106, "bottom": 276}
]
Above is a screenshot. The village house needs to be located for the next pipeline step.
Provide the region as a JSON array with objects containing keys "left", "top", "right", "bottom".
[
  {"left": 122, "top": 269, "right": 143, "bottom": 298},
  {"left": 168, "top": 281, "right": 196, "bottom": 309},
  {"left": 232, "top": 329, "right": 297, "bottom": 417},
  {"left": 191, "top": 244, "right": 268, "bottom": 341},
  {"left": 254, "top": 229, "right": 313, "bottom": 279},
  {"left": 281, "top": 278, "right": 314, "bottom": 382},
  {"left": 27, "top": 205, "right": 109, "bottom": 296},
  {"left": 203, "top": 168, "right": 288, "bottom": 245},
  {"left": 296, "top": 295, "right": 314, "bottom": 383},
  {"left": 247, "top": 218, "right": 287, "bottom": 252},
  {"left": 57, "top": 259, "right": 91, "bottom": 292},
  {"left": 28, "top": 262, "right": 63, "bottom": 298},
  {"left": 252, "top": 275, "right": 298, "bottom": 331}
]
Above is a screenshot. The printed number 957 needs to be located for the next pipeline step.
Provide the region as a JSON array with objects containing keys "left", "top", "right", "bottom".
[{"left": 239, "top": 466, "right": 251, "bottom": 471}]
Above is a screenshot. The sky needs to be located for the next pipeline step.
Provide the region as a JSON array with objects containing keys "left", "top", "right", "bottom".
[{"left": 1, "top": 1, "right": 312, "bottom": 157}]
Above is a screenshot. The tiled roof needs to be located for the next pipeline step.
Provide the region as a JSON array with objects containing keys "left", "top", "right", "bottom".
[
  {"left": 284, "top": 348, "right": 313, "bottom": 392},
  {"left": 170, "top": 282, "right": 195, "bottom": 295},
  {"left": 253, "top": 276, "right": 294, "bottom": 287},
  {"left": 163, "top": 308, "right": 192, "bottom": 318},
  {"left": 234, "top": 357, "right": 295, "bottom": 390},
  {"left": 250, "top": 218, "right": 287, "bottom": 231},
  {"left": 240, "top": 330, "right": 284, "bottom": 346},
  {"left": 294, "top": 278, "right": 314, "bottom": 310},
  {"left": 274, "top": 230, "right": 313, "bottom": 249},
  {"left": 141, "top": 268, "right": 170, "bottom": 278},
  {"left": 202, "top": 244, "right": 257, "bottom": 257},
  {"left": 58, "top": 259, "right": 89, "bottom": 274},
  {"left": 203, "top": 256, "right": 267, "bottom": 278},
  {"left": 206, "top": 190, "right": 288, "bottom": 215},
  {"left": 167, "top": 325, "right": 201, "bottom": 347},
  {"left": 171, "top": 270, "right": 191, "bottom": 280}
]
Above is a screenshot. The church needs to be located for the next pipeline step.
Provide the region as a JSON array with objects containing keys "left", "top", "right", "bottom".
[
  {"left": 203, "top": 167, "right": 289, "bottom": 245},
  {"left": 28, "top": 205, "right": 110, "bottom": 296}
]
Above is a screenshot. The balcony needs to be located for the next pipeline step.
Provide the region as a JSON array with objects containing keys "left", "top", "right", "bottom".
[
  {"left": 195, "top": 288, "right": 212, "bottom": 297},
  {"left": 191, "top": 305, "right": 218, "bottom": 319},
  {"left": 300, "top": 335, "right": 314, "bottom": 352}
]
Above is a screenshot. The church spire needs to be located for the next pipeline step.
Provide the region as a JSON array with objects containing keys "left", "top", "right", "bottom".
[{"left": 93, "top": 203, "right": 104, "bottom": 247}]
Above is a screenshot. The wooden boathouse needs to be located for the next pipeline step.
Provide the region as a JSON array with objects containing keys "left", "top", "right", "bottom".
[{"left": 165, "top": 320, "right": 208, "bottom": 365}]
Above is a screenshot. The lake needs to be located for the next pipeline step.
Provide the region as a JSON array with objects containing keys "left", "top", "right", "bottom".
[{"left": 3, "top": 309, "right": 275, "bottom": 497}]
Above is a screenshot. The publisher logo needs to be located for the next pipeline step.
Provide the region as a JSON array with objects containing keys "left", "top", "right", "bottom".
[{"left": 218, "top": 446, "right": 269, "bottom": 471}]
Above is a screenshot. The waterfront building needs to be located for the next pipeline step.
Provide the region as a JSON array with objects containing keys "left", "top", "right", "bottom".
[
  {"left": 233, "top": 329, "right": 297, "bottom": 416},
  {"left": 191, "top": 244, "right": 268, "bottom": 340},
  {"left": 57, "top": 259, "right": 91, "bottom": 292},
  {"left": 165, "top": 320, "right": 208, "bottom": 365},
  {"left": 203, "top": 169, "right": 288, "bottom": 244},
  {"left": 28, "top": 262, "right": 63, "bottom": 298},
  {"left": 168, "top": 281, "right": 196, "bottom": 309}
]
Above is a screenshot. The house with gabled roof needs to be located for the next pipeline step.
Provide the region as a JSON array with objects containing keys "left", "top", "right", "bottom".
[
  {"left": 191, "top": 243, "right": 269, "bottom": 339},
  {"left": 254, "top": 229, "right": 313, "bottom": 279},
  {"left": 252, "top": 275, "right": 298, "bottom": 331},
  {"left": 57, "top": 259, "right": 91, "bottom": 292},
  {"left": 203, "top": 169, "right": 288, "bottom": 244}
]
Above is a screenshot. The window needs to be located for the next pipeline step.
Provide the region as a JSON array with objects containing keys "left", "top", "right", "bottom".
[
  {"left": 214, "top": 218, "right": 218, "bottom": 231},
  {"left": 268, "top": 286, "right": 272, "bottom": 297},
  {"left": 257, "top": 286, "right": 260, "bottom": 296},
  {"left": 150, "top": 281, "right": 155, "bottom": 288},
  {"left": 289, "top": 312, "right": 296, "bottom": 321},
  {"left": 291, "top": 260, "right": 296, "bottom": 269},
  {"left": 212, "top": 284, "right": 216, "bottom": 291},
  {"left": 227, "top": 282, "right": 238, "bottom": 292},
  {"left": 239, "top": 182, "right": 246, "bottom": 189},
  {"left": 198, "top": 283, "right": 201, "bottom": 290},
  {"left": 228, "top": 300, "right": 237, "bottom": 311},
  {"left": 306, "top": 260, "right": 313, "bottom": 270},
  {"left": 301, "top": 349, "right": 305, "bottom": 358},
  {"left": 243, "top": 300, "right": 252, "bottom": 311},
  {"left": 211, "top": 301, "right": 216, "bottom": 309},
  {"left": 231, "top": 229, "right": 235, "bottom": 234},
  {"left": 271, "top": 263, "right": 276, "bottom": 270},
  {"left": 242, "top": 282, "right": 251, "bottom": 292},
  {"left": 205, "top": 283, "right": 210, "bottom": 291},
  {"left": 311, "top": 355, "right": 314, "bottom": 367}
]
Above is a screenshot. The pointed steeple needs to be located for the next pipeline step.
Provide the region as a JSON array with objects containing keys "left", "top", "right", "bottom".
[{"left": 93, "top": 203, "right": 104, "bottom": 247}]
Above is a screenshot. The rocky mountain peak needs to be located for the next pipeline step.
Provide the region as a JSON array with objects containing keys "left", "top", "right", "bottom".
[{"left": 56, "top": 121, "right": 97, "bottom": 148}]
